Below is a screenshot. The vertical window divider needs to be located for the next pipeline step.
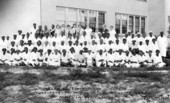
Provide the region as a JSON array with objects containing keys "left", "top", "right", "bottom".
[
  {"left": 133, "top": 15, "right": 135, "bottom": 34},
  {"left": 120, "top": 14, "right": 122, "bottom": 35},
  {"left": 127, "top": 15, "right": 129, "bottom": 33},
  {"left": 96, "top": 11, "right": 99, "bottom": 31},
  {"left": 139, "top": 17, "right": 141, "bottom": 33}
]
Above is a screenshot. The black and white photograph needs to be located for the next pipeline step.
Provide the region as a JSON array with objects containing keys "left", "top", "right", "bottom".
[{"left": 0, "top": 0, "right": 170, "bottom": 102}]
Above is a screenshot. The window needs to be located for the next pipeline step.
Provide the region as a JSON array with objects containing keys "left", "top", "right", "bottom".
[
  {"left": 56, "top": 6, "right": 105, "bottom": 31},
  {"left": 122, "top": 15, "right": 128, "bottom": 34},
  {"left": 141, "top": 17, "right": 145, "bottom": 34},
  {"left": 135, "top": 17, "right": 140, "bottom": 33},
  {"left": 115, "top": 14, "right": 121, "bottom": 34},
  {"left": 115, "top": 13, "right": 146, "bottom": 34},
  {"left": 78, "top": 9, "right": 87, "bottom": 28},
  {"left": 56, "top": 7, "right": 66, "bottom": 25},
  {"left": 98, "top": 12, "right": 105, "bottom": 32},
  {"left": 89, "top": 10, "right": 97, "bottom": 32},
  {"left": 129, "top": 16, "right": 134, "bottom": 33},
  {"left": 68, "top": 8, "right": 77, "bottom": 26}
]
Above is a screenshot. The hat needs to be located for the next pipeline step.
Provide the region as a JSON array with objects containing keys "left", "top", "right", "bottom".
[
  {"left": 2, "top": 48, "right": 6, "bottom": 52},
  {"left": 145, "top": 39, "right": 149, "bottom": 42},
  {"left": 11, "top": 41, "right": 15, "bottom": 45},
  {"left": 132, "top": 40, "right": 136, "bottom": 43},
  {"left": 47, "top": 49, "right": 51, "bottom": 53},
  {"left": 149, "top": 31, "right": 153, "bottom": 34},
  {"left": 62, "top": 49, "right": 66, "bottom": 53},
  {"left": 156, "top": 50, "right": 160, "bottom": 53}
]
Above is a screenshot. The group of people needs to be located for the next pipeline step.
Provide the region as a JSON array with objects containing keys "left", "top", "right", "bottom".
[{"left": 0, "top": 23, "right": 168, "bottom": 68}]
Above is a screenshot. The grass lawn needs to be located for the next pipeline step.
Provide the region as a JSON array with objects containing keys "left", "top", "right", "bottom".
[{"left": 0, "top": 66, "right": 170, "bottom": 103}]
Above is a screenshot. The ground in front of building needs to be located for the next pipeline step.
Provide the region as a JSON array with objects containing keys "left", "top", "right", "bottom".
[{"left": 0, "top": 66, "right": 170, "bottom": 103}]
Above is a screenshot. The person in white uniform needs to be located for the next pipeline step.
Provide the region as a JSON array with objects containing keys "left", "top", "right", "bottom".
[
  {"left": 114, "top": 50, "right": 125, "bottom": 67},
  {"left": 145, "top": 50, "right": 154, "bottom": 67},
  {"left": 95, "top": 50, "right": 106, "bottom": 67},
  {"left": 153, "top": 50, "right": 166, "bottom": 68},
  {"left": 106, "top": 49, "right": 115, "bottom": 67},
  {"left": 30, "top": 23, "right": 37, "bottom": 39},
  {"left": 109, "top": 26, "right": 116, "bottom": 40},
  {"left": 130, "top": 50, "right": 140, "bottom": 68},
  {"left": 124, "top": 51, "right": 131, "bottom": 68},
  {"left": 157, "top": 31, "right": 168, "bottom": 59}
]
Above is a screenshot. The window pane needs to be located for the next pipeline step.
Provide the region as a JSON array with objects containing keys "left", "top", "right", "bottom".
[
  {"left": 122, "top": 15, "right": 128, "bottom": 34},
  {"left": 141, "top": 17, "right": 145, "bottom": 34},
  {"left": 115, "top": 14, "right": 121, "bottom": 34},
  {"left": 68, "top": 8, "right": 77, "bottom": 26},
  {"left": 79, "top": 10, "right": 87, "bottom": 28},
  {"left": 98, "top": 12, "right": 105, "bottom": 32},
  {"left": 135, "top": 17, "right": 140, "bottom": 33},
  {"left": 56, "top": 7, "right": 66, "bottom": 25},
  {"left": 89, "top": 10, "right": 97, "bottom": 32},
  {"left": 129, "top": 16, "right": 134, "bottom": 33}
]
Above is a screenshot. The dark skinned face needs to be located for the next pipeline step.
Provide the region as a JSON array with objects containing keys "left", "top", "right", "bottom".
[{"left": 33, "top": 24, "right": 36, "bottom": 29}]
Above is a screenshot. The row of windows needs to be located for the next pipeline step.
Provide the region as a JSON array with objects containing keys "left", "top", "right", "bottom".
[
  {"left": 56, "top": 6, "right": 105, "bottom": 32},
  {"left": 115, "top": 13, "right": 146, "bottom": 34},
  {"left": 56, "top": 6, "right": 146, "bottom": 34}
]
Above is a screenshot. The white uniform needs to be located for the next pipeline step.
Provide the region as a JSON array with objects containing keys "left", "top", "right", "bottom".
[
  {"left": 28, "top": 52, "right": 38, "bottom": 67},
  {"left": 124, "top": 54, "right": 131, "bottom": 68},
  {"left": 85, "top": 28, "right": 92, "bottom": 42},
  {"left": 114, "top": 52, "right": 125, "bottom": 67},
  {"left": 119, "top": 43, "right": 129, "bottom": 51},
  {"left": 150, "top": 42, "right": 159, "bottom": 54},
  {"left": 85, "top": 52, "right": 93, "bottom": 67},
  {"left": 109, "top": 29, "right": 116, "bottom": 40},
  {"left": 61, "top": 54, "right": 69, "bottom": 64},
  {"left": 21, "top": 52, "right": 30, "bottom": 66},
  {"left": 145, "top": 44, "right": 152, "bottom": 53},
  {"left": 157, "top": 36, "right": 168, "bottom": 57},
  {"left": 145, "top": 54, "right": 154, "bottom": 67},
  {"left": 138, "top": 44, "right": 146, "bottom": 53},
  {"left": 30, "top": 27, "right": 37, "bottom": 39},
  {"left": 95, "top": 53, "right": 106, "bottom": 67},
  {"left": 153, "top": 54, "right": 165, "bottom": 67},
  {"left": 106, "top": 53, "right": 115, "bottom": 67},
  {"left": 68, "top": 52, "right": 76, "bottom": 66},
  {"left": 130, "top": 55, "right": 140, "bottom": 68},
  {"left": 55, "top": 29, "right": 61, "bottom": 37},
  {"left": 48, "top": 52, "right": 61, "bottom": 67}
]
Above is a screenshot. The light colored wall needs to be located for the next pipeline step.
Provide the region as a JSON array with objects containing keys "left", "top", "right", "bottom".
[
  {"left": 41, "top": 0, "right": 148, "bottom": 30},
  {"left": 165, "top": 0, "right": 170, "bottom": 47},
  {"left": 0, "top": 0, "right": 149, "bottom": 36},
  {"left": 148, "top": 0, "right": 165, "bottom": 36},
  {"left": 0, "top": 0, "right": 41, "bottom": 37},
  {"left": 165, "top": 0, "right": 170, "bottom": 35}
]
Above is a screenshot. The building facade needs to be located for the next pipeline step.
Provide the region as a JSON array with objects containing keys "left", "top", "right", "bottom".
[{"left": 0, "top": 0, "right": 169, "bottom": 37}]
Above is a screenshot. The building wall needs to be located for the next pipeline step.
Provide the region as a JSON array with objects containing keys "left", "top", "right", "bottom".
[
  {"left": 165, "top": 0, "right": 170, "bottom": 46},
  {"left": 148, "top": 0, "right": 165, "bottom": 36},
  {"left": 41, "top": 0, "right": 148, "bottom": 30},
  {"left": 0, "top": 0, "right": 40, "bottom": 37},
  {"left": 0, "top": 0, "right": 149, "bottom": 36},
  {"left": 165, "top": 0, "right": 170, "bottom": 34}
]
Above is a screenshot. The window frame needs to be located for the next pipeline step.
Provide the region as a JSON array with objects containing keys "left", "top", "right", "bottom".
[{"left": 56, "top": 6, "right": 106, "bottom": 31}]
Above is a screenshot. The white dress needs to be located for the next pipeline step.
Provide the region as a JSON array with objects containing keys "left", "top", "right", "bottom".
[{"left": 157, "top": 36, "right": 168, "bottom": 57}]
